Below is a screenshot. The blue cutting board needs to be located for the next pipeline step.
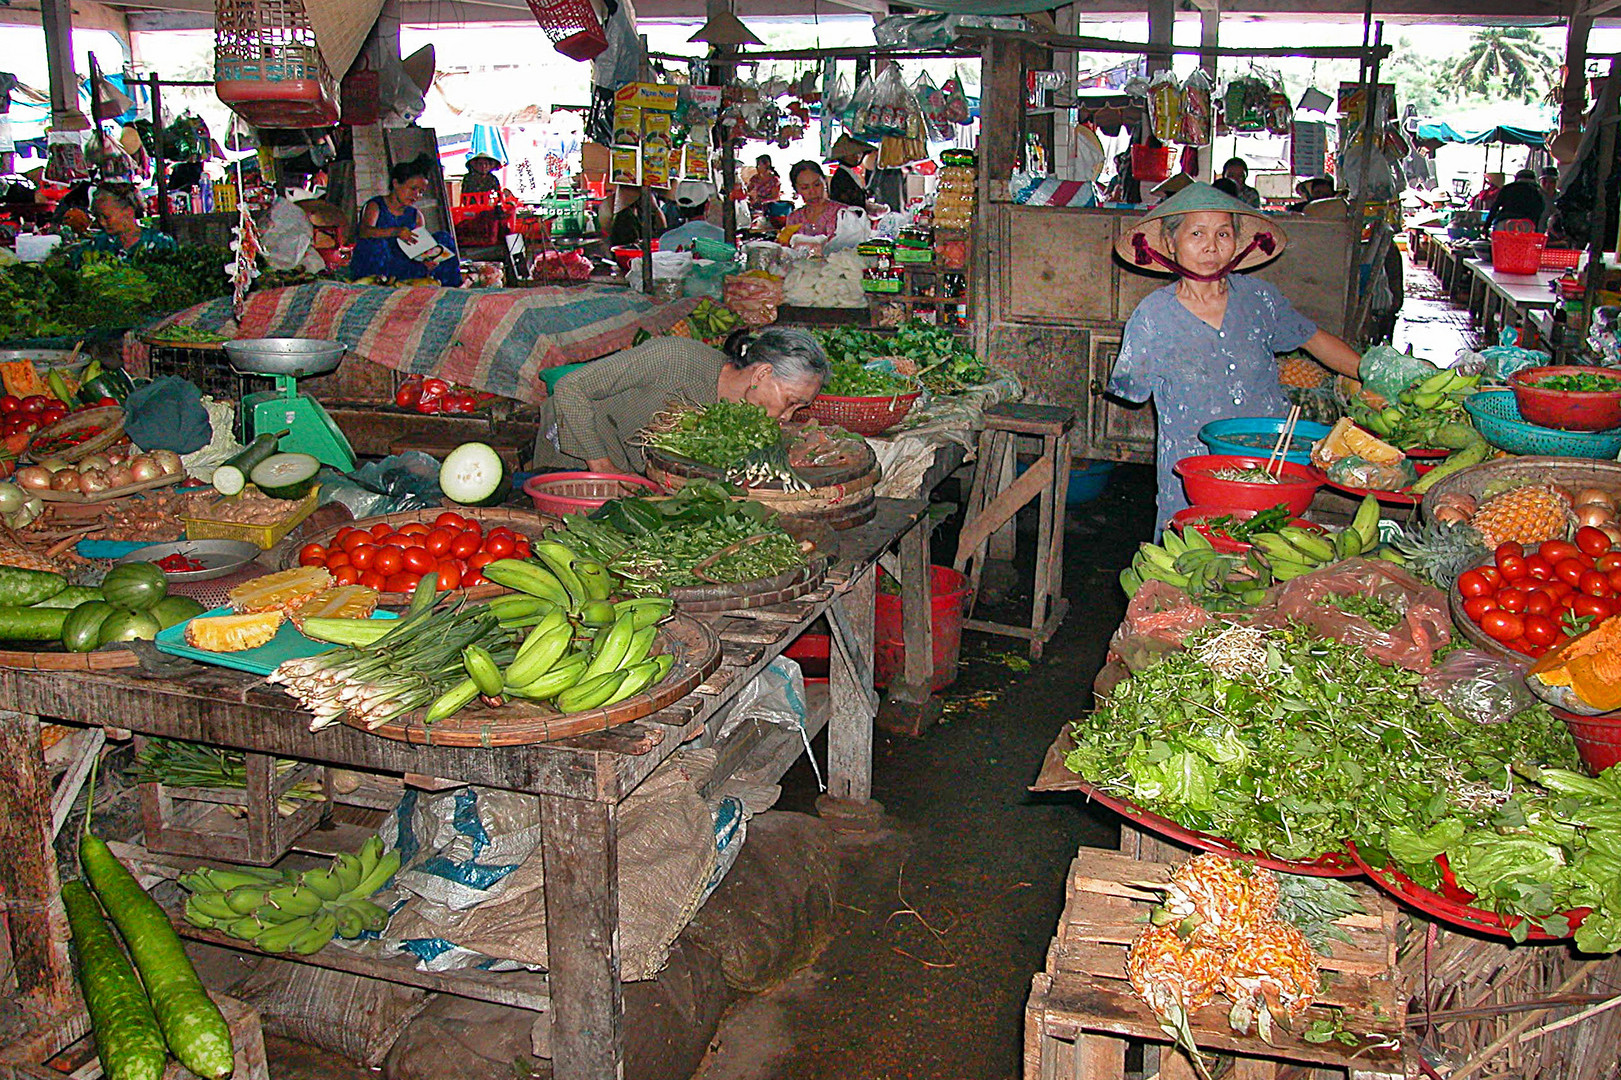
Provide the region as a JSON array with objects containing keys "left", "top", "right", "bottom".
[{"left": 156, "top": 606, "right": 398, "bottom": 676}]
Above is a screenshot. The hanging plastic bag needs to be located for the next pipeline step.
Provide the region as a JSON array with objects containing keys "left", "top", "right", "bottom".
[
  {"left": 1148, "top": 71, "right": 1181, "bottom": 144},
  {"left": 1265, "top": 76, "right": 1292, "bottom": 135},
  {"left": 1224, "top": 76, "right": 1269, "bottom": 132},
  {"left": 849, "top": 67, "right": 914, "bottom": 140},
  {"left": 943, "top": 71, "right": 971, "bottom": 125},
  {"left": 914, "top": 72, "right": 955, "bottom": 141},
  {"left": 1178, "top": 69, "right": 1212, "bottom": 147}
]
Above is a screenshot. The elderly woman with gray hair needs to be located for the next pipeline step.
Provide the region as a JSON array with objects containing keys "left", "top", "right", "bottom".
[
  {"left": 1107, "top": 183, "right": 1362, "bottom": 530},
  {"left": 531, "top": 329, "right": 831, "bottom": 475}
]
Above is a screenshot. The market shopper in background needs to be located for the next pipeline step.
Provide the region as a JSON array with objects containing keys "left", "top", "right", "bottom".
[
  {"left": 746, "top": 154, "right": 781, "bottom": 215},
  {"left": 602, "top": 185, "right": 666, "bottom": 247},
  {"left": 1538, "top": 167, "right": 1560, "bottom": 230},
  {"left": 1469, "top": 171, "right": 1505, "bottom": 211},
  {"left": 782, "top": 161, "right": 842, "bottom": 240},
  {"left": 1220, "top": 157, "right": 1262, "bottom": 208},
  {"left": 827, "top": 134, "right": 877, "bottom": 207},
  {"left": 460, "top": 152, "right": 503, "bottom": 196},
  {"left": 1483, "top": 168, "right": 1545, "bottom": 232},
  {"left": 530, "top": 329, "right": 830, "bottom": 475},
  {"left": 659, "top": 181, "right": 725, "bottom": 251},
  {"left": 77, "top": 183, "right": 176, "bottom": 256},
  {"left": 351, "top": 155, "right": 461, "bottom": 286},
  {"left": 1107, "top": 184, "right": 1362, "bottom": 530}
]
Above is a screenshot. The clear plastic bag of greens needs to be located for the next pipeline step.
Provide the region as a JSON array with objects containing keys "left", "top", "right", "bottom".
[
  {"left": 1480, "top": 327, "right": 1551, "bottom": 381},
  {"left": 1358, "top": 344, "right": 1439, "bottom": 404},
  {"left": 683, "top": 259, "right": 741, "bottom": 299},
  {"left": 1418, "top": 648, "right": 1535, "bottom": 724}
]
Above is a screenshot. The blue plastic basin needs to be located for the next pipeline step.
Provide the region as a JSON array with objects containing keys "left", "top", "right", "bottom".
[
  {"left": 1199, "top": 417, "right": 1333, "bottom": 466},
  {"left": 1014, "top": 458, "right": 1115, "bottom": 504}
]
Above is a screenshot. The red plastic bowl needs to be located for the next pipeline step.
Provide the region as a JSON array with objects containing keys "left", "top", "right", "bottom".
[
  {"left": 1168, "top": 505, "right": 1321, "bottom": 554},
  {"left": 1174, "top": 454, "right": 1322, "bottom": 517},
  {"left": 611, "top": 240, "right": 660, "bottom": 274},
  {"left": 1510, "top": 366, "right": 1621, "bottom": 432},
  {"left": 1347, "top": 843, "right": 1589, "bottom": 941}
]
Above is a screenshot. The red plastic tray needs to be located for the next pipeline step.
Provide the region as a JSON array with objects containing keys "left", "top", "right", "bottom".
[
  {"left": 1168, "top": 506, "right": 1323, "bottom": 555},
  {"left": 1321, "top": 478, "right": 1425, "bottom": 506},
  {"left": 1346, "top": 842, "right": 1589, "bottom": 940},
  {"left": 1070, "top": 777, "right": 1363, "bottom": 877}
]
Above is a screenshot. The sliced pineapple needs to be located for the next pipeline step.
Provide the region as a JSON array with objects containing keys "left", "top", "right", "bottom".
[
  {"left": 290, "top": 585, "right": 379, "bottom": 630},
  {"left": 228, "top": 566, "right": 333, "bottom": 616},
  {"left": 185, "top": 610, "right": 285, "bottom": 652},
  {"left": 1311, "top": 417, "right": 1402, "bottom": 470}
]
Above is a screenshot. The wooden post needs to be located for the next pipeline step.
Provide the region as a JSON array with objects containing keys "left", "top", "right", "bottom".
[
  {"left": 150, "top": 74, "right": 172, "bottom": 235},
  {"left": 708, "top": 0, "right": 737, "bottom": 244},
  {"left": 1146, "top": 0, "right": 1175, "bottom": 76},
  {"left": 40, "top": 0, "right": 89, "bottom": 131},
  {"left": 826, "top": 565, "right": 877, "bottom": 803},
  {"left": 538, "top": 794, "right": 623, "bottom": 1080},
  {"left": 1197, "top": 2, "right": 1219, "bottom": 181},
  {"left": 1563, "top": 5, "right": 1592, "bottom": 132},
  {"left": 0, "top": 711, "right": 75, "bottom": 1015}
]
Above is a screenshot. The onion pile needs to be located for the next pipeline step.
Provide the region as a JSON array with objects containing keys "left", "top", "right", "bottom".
[
  {"left": 1573, "top": 487, "right": 1621, "bottom": 547},
  {"left": 12, "top": 443, "right": 183, "bottom": 498}
]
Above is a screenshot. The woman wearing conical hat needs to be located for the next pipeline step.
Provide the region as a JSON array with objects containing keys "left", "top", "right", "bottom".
[{"left": 1107, "top": 183, "right": 1363, "bottom": 529}]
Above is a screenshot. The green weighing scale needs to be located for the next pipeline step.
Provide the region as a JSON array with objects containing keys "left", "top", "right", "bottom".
[{"left": 222, "top": 338, "right": 356, "bottom": 473}]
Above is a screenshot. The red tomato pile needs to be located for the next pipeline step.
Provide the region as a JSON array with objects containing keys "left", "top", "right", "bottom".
[
  {"left": 0, "top": 393, "right": 111, "bottom": 438},
  {"left": 1455, "top": 527, "right": 1621, "bottom": 657},
  {"left": 297, "top": 512, "right": 532, "bottom": 594}
]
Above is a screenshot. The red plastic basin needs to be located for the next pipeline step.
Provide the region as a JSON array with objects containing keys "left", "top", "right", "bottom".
[
  {"left": 1173, "top": 454, "right": 1322, "bottom": 517},
  {"left": 1510, "top": 366, "right": 1621, "bottom": 432},
  {"left": 1168, "top": 505, "right": 1321, "bottom": 554},
  {"left": 1554, "top": 707, "right": 1621, "bottom": 775}
]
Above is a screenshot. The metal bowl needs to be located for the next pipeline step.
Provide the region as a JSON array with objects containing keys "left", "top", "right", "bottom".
[
  {"left": 116, "top": 540, "right": 264, "bottom": 582},
  {"left": 221, "top": 338, "right": 346, "bottom": 378}
]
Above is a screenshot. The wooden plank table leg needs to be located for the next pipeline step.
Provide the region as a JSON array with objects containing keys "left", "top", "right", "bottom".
[
  {"left": 1077, "top": 1034, "right": 1125, "bottom": 1080},
  {"left": 1160, "top": 1047, "right": 1203, "bottom": 1080},
  {"left": 0, "top": 710, "right": 74, "bottom": 1015},
  {"left": 877, "top": 516, "right": 943, "bottom": 738},
  {"left": 539, "top": 794, "right": 623, "bottom": 1080},
  {"left": 989, "top": 432, "right": 1018, "bottom": 563},
  {"left": 826, "top": 565, "right": 877, "bottom": 804}
]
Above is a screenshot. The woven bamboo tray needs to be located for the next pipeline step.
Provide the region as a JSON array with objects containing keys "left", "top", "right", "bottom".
[
  {"left": 0, "top": 645, "right": 140, "bottom": 671},
  {"left": 1421, "top": 456, "right": 1621, "bottom": 524},
  {"left": 643, "top": 434, "right": 879, "bottom": 531},
  {"left": 21, "top": 406, "right": 125, "bottom": 464},
  {"left": 341, "top": 611, "right": 720, "bottom": 746},
  {"left": 34, "top": 472, "right": 185, "bottom": 504},
  {"left": 275, "top": 506, "right": 556, "bottom": 606},
  {"left": 668, "top": 554, "right": 832, "bottom": 612}
]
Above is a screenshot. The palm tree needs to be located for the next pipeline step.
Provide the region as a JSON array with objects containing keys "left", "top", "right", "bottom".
[{"left": 1440, "top": 28, "right": 1558, "bottom": 100}]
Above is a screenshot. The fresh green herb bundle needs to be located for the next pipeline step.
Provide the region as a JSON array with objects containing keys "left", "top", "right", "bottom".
[
  {"left": 821, "top": 356, "right": 915, "bottom": 397},
  {"left": 1531, "top": 371, "right": 1621, "bottom": 393},
  {"left": 0, "top": 244, "right": 232, "bottom": 341},
  {"left": 815, "top": 320, "right": 990, "bottom": 394},
  {"left": 640, "top": 401, "right": 783, "bottom": 470}
]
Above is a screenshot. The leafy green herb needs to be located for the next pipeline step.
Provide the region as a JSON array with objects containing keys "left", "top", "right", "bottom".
[
  {"left": 815, "top": 320, "right": 991, "bottom": 394},
  {"left": 1530, "top": 372, "right": 1621, "bottom": 393},
  {"left": 640, "top": 401, "right": 783, "bottom": 470},
  {"left": 821, "top": 356, "right": 915, "bottom": 396},
  {"left": 1317, "top": 593, "right": 1401, "bottom": 632}
]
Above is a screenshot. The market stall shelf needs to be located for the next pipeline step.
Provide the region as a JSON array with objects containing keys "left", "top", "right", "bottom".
[
  {"left": 1347, "top": 842, "right": 1590, "bottom": 942},
  {"left": 344, "top": 612, "right": 721, "bottom": 747},
  {"left": 1025, "top": 847, "right": 1408, "bottom": 1080},
  {"left": 667, "top": 553, "right": 832, "bottom": 613}
]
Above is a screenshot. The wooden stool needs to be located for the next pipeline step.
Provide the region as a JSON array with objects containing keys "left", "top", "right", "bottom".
[{"left": 953, "top": 402, "right": 1075, "bottom": 660}]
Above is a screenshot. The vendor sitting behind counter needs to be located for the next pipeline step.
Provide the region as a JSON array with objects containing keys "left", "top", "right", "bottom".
[
  {"left": 351, "top": 155, "right": 461, "bottom": 286},
  {"left": 75, "top": 183, "right": 176, "bottom": 257},
  {"left": 531, "top": 329, "right": 830, "bottom": 475}
]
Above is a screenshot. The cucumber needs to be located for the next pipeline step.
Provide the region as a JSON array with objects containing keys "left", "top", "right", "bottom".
[
  {"left": 0, "top": 604, "right": 70, "bottom": 641},
  {"left": 0, "top": 565, "right": 66, "bottom": 606},
  {"left": 33, "top": 585, "right": 104, "bottom": 609},
  {"left": 80, "top": 834, "right": 235, "bottom": 1078},
  {"left": 247, "top": 453, "right": 320, "bottom": 500},
  {"left": 63, "top": 879, "right": 168, "bottom": 1080},
  {"left": 439, "top": 442, "right": 508, "bottom": 507},
  {"left": 213, "top": 431, "right": 284, "bottom": 496}
]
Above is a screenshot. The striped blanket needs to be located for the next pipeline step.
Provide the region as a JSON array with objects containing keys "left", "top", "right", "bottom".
[{"left": 143, "top": 283, "right": 698, "bottom": 405}]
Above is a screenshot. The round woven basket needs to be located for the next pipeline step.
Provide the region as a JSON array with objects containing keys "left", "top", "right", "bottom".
[
  {"left": 804, "top": 391, "right": 922, "bottom": 437},
  {"left": 523, "top": 472, "right": 661, "bottom": 516},
  {"left": 1421, "top": 457, "right": 1621, "bottom": 525}
]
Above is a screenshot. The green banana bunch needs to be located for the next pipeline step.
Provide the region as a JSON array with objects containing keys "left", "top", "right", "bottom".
[{"left": 175, "top": 835, "right": 401, "bottom": 954}]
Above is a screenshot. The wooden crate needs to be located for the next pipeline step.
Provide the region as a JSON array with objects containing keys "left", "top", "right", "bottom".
[
  {"left": 0, "top": 992, "right": 269, "bottom": 1080},
  {"left": 1026, "top": 847, "right": 1412, "bottom": 1080},
  {"left": 137, "top": 737, "right": 330, "bottom": 867}
]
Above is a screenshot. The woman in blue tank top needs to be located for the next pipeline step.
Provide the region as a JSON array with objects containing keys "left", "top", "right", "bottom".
[{"left": 351, "top": 155, "right": 462, "bottom": 286}]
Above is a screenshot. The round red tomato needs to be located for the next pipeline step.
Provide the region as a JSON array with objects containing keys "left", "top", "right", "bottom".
[
  {"left": 460, "top": 521, "right": 483, "bottom": 541},
  {"left": 360, "top": 570, "right": 387, "bottom": 591},
  {"left": 1573, "top": 594, "right": 1614, "bottom": 621},
  {"left": 1526, "top": 642, "right": 1552, "bottom": 659},
  {"left": 341, "top": 531, "right": 369, "bottom": 554},
  {"left": 1526, "top": 591, "right": 1554, "bottom": 617},
  {"left": 0, "top": 395, "right": 20, "bottom": 413},
  {"left": 1523, "top": 614, "right": 1560, "bottom": 646},
  {"left": 370, "top": 522, "right": 394, "bottom": 541},
  {"left": 1463, "top": 596, "right": 1498, "bottom": 621},
  {"left": 398, "top": 522, "right": 430, "bottom": 537},
  {"left": 425, "top": 527, "right": 455, "bottom": 557},
  {"left": 435, "top": 511, "right": 467, "bottom": 531},
  {"left": 1524, "top": 554, "right": 1554, "bottom": 581},
  {"left": 1581, "top": 570, "right": 1613, "bottom": 598},
  {"left": 332, "top": 565, "right": 362, "bottom": 587},
  {"left": 402, "top": 547, "right": 437, "bottom": 575},
  {"left": 1495, "top": 587, "right": 1528, "bottom": 613},
  {"left": 1556, "top": 558, "right": 1589, "bottom": 587},
  {"left": 21, "top": 395, "right": 46, "bottom": 413},
  {"left": 1576, "top": 526, "right": 1612, "bottom": 558},
  {"left": 1494, "top": 541, "right": 1525, "bottom": 562},
  {"left": 384, "top": 572, "right": 421, "bottom": 593},
  {"left": 434, "top": 560, "right": 462, "bottom": 590},
  {"left": 1609, "top": 568, "right": 1621, "bottom": 595},
  {"left": 1599, "top": 553, "right": 1621, "bottom": 574},
  {"left": 333, "top": 526, "right": 355, "bottom": 545},
  {"left": 467, "top": 551, "right": 496, "bottom": 570},
  {"left": 1541, "top": 540, "right": 1581, "bottom": 565},
  {"left": 373, "top": 548, "right": 404, "bottom": 576},
  {"left": 451, "top": 533, "right": 481, "bottom": 560},
  {"left": 487, "top": 526, "right": 516, "bottom": 542},
  {"left": 484, "top": 534, "right": 515, "bottom": 559},
  {"left": 1496, "top": 553, "right": 1529, "bottom": 582},
  {"left": 298, "top": 543, "right": 326, "bottom": 566},
  {"left": 1457, "top": 569, "right": 1493, "bottom": 598},
  {"left": 325, "top": 552, "right": 351, "bottom": 571},
  {"left": 1479, "top": 610, "right": 1524, "bottom": 642},
  {"left": 349, "top": 544, "right": 377, "bottom": 570},
  {"left": 512, "top": 539, "right": 532, "bottom": 559},
  {"left": 463, "top": 569, "right": 486, "bottom": 588}
]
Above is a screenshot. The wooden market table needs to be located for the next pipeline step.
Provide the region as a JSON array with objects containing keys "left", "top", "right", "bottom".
[
  {"left": 1463, "top": 259, "right": 1560, "bottom": 344},
  {"left": 0, "top": 498, "right": 935, "bottom": 1080}
]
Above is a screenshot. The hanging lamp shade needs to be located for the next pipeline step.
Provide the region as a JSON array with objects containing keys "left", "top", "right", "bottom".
[
  {"left": 689, "top": 11, "right": 763, "bottom": 47},
  {"left": 402, "top": 44, "right": 436, "bottom": 95}
]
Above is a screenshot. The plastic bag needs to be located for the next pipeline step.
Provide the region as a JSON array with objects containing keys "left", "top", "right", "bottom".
[
  {"left": 1260, "top": 558, "right": 1452, "bottom": 672},
  {"left": 1223, "top": 76, "right": 1270, "bottom": 132},
  {"left": 682, "top": 258, "right": 740, "bottom": 299},
  {"left": 848, "top": 67, "right": 914, "bottom": 140},
  {"left": 1179, "top": 70, "right": 1212, "bottom": 147},
  {"left": 942, "top": 71, "right": 972, "bottom": 125},
  {"left": 1358, "top": 344, "right": 1439, "bottom": 405},
  {"left": 257, "top": 197, "right": 324, "bottom": 273},
  {"left": 1418, "top": 649, "right": 1535, "bottom": 724},
  {"left": 723, "top": 271, "right": 783, "bottom": 326},
  {"left": 325, "top": 451, "right": 444, "bottom": 518},
  {"left": 914, "top": 72, "right": 956, "bottom": 141},
  {"left": 1148, "top": 71, "right": 1182, "bottom": 144},
  {"left": 1324, "top": 454, "right": 1416, "bottom": 491},
  {"left": 627, "top": 250, "right": 694, "bottom": 292},
  {"left": 1479, "top": 327, "right": 1552, "bottom": 381}
]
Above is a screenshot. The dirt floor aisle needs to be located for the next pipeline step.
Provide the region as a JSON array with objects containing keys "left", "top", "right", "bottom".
[{"left": 695, "top": 464, "right": 1157, "bottom": 1080}]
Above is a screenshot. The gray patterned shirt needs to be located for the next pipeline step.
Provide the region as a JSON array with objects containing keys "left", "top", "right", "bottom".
[{"left": 1108, "top": 275, "right": 1317, "bottom": 531}]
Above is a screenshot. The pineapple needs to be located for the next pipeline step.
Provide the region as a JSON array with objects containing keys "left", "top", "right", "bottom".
[
  {"left": 1391, "top": 521, "right": 1490, "bottom": 590},
  {"left": 1127, "top": 923, "right": 1226, "bottom": 1073},
  {"left": 1468, "top": 484, "right": 1573, "bottom": 548},
  {"left": 228, "top": 566, "right": 333, "bottom": 616},
  {"left": 1160, "top": 854, "right": 1278, "bottom": 950},
  {"left": 1278, "top": 352, "right": 1329, "bottom": 390},
  {"left": 185, "top": 610, "right": 285, "bottom": 652},
  {"left": 1311, "top": 417, "right": 1401, "bottom": 471},
  {"left": 1220, "top": 919, "right": 1321, "bottom": 1040},
  {"left": 290, "top": 585, "right": 379, "bottom": 630}
]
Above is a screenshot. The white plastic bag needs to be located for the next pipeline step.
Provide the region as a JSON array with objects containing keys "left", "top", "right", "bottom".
[
  {"left": 256, "top": 197, "right": 324, "bottom": 273},
  {"left": 825, "top": 204, "right": 873, "bottom": 252}
]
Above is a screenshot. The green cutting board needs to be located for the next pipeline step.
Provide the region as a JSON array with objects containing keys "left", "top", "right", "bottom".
[{"left": 156, "top": 606, "right": 398, "bottom": 676}]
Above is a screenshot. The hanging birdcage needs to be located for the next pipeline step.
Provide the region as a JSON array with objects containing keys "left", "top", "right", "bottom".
[{"left": 214, "top": 0, "right": 340, "bottom": 128}]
